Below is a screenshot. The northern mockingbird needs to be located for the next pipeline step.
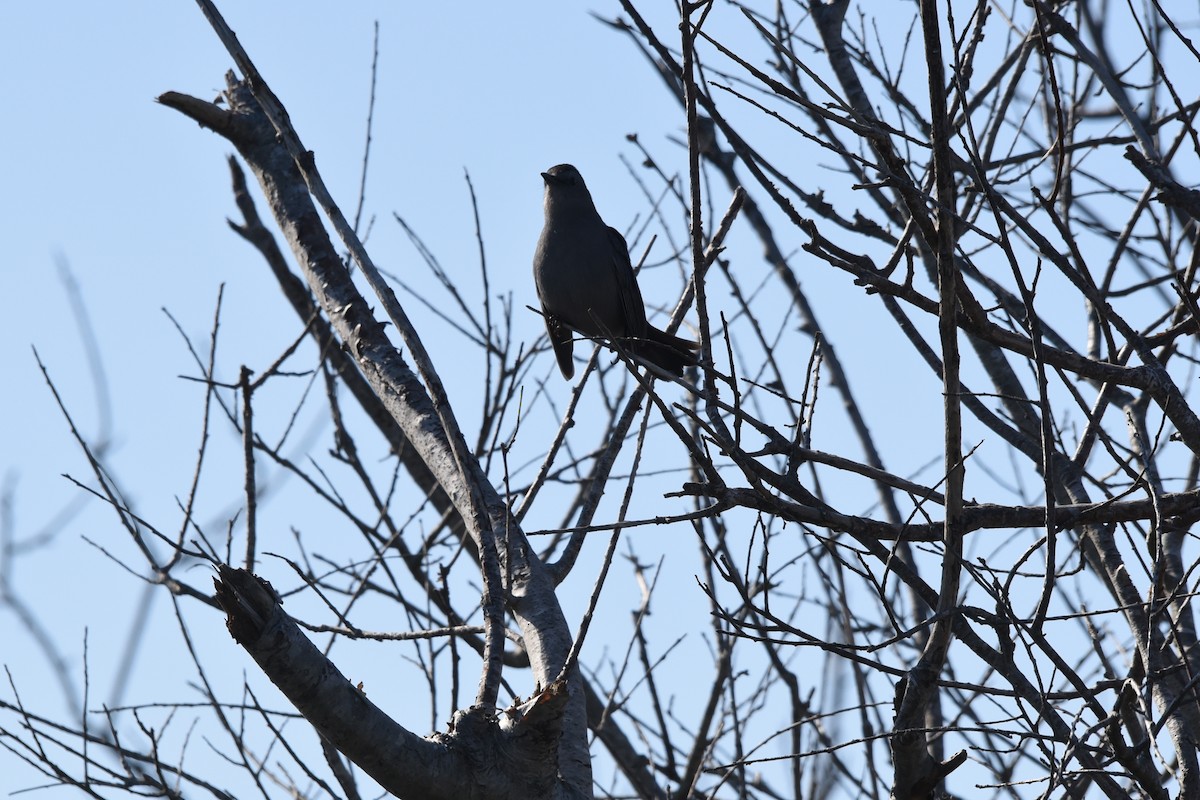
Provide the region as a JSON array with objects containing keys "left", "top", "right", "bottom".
[{"left": 532, "top": 163, "right": 698, "bottom": 380}]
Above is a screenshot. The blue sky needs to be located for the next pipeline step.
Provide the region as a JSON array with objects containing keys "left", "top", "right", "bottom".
[
  {"left": 3, "top": 2, "right": 1138, "bottom": 795},
  {"left": 1, "top": 3, "right": 796, "bottom": 793}
]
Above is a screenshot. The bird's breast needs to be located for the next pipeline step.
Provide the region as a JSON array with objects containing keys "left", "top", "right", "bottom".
[{"left": 534, "top": 221, "right": 628, "bottom": 337}]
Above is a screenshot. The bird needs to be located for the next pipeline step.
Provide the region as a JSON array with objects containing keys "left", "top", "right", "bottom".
[{"left": 532, "top": 163, "right": 698, "bottom": 380}]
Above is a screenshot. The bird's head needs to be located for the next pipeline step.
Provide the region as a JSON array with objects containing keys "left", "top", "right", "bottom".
[
  {"left": 540, "top": 163, "right": 597, "bottom": 215},
  {"left": 541, "top": 163, "right": 583, "bottom": 187}
]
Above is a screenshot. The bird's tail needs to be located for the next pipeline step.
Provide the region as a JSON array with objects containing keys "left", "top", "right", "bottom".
[{"left": 627, "top": 326, "right": 700, "bottom": 378}]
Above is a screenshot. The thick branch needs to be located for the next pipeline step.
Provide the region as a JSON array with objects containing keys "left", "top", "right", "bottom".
[
  {"left": 161, "top": 76, "right": 589, "bottom": 799},
  {"left": 212, "top": 566, "right": 470, "bottom": 799}
]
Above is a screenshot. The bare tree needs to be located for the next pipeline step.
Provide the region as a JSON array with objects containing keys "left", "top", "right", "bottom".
[{"left": 5, "top": 1, "right": 1200, "bottom": 798}]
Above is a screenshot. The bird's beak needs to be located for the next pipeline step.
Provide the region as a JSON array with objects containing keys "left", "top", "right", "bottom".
[{"left": 540, "top": 172, "right": 553, "bottom": 183}]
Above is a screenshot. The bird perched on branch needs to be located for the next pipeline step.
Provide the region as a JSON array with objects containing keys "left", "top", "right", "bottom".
[{"left": 532, "top": 163, "right": 698, "bottom": 380}]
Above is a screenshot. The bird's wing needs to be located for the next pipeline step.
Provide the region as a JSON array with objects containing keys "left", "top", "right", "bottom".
[
  {"left": 544, "top": 313, "right": 576, "bottom": 379},
  {"left": 606, "top": 226, "right": 648, "bottom": 339}
]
